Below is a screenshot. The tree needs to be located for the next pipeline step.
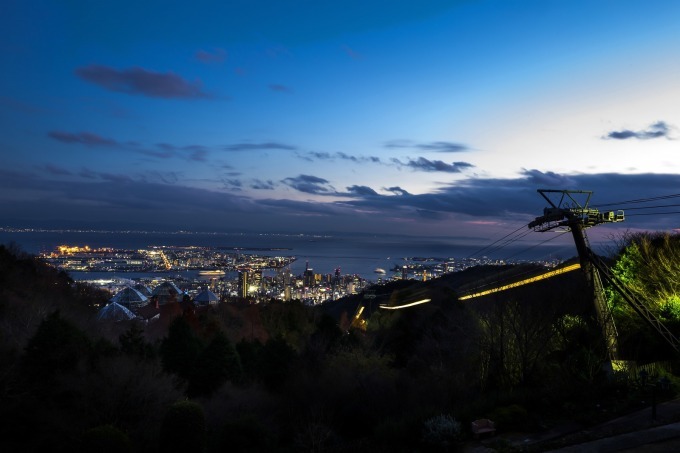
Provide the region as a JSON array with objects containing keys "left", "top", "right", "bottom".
[
  {"left": 22, "top": 310, "right": 91, "bottom": 387},
  {"left": 159, "top": 400, "right": 206, "bottom": 453},
  {"left": 119, "top": 323, "right": 155, "bottom": 360},
  {"left": 188, "top": 330, "right": 243, "bottom": 397},
  {"left": 160, "top": 316, "right": 202, "bottom": 381},
  {"left": 258, "top": 335, "right": 297, "bottom": 392},
  {"left": 80, "top": 424, "right": 132, "bottom": 453},
  {"left": 606, "top": 232, "right": 680, "bottom": 359},
  {"left": 235, "top": 338, "right": 263, "bottom": 382}
]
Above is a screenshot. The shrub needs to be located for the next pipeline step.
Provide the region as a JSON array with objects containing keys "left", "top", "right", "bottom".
[
  {"left": 81, "top": 424, "right": 132, "bottom": 453},
  {"left": 489, "top": 404, "right": 529, "bottom": 431},
  {"left": 159, "top": 400, "right": 206, "bottom": 453},
  {"left": 422, "top": 414, "right": 461, "bottom": 449}
]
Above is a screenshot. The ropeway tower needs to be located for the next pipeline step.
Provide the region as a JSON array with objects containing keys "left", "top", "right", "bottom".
[
  {"left": 529, "top": 189, "right": 680, "bottom": 368},
  {"left": 529, "top": 190, "right": 624, "bottom": 365}
]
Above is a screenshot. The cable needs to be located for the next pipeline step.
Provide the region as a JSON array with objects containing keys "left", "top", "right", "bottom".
[
  {"left": 482, "top": 228, "right": 535, "bottom": 257},
  {"left": 626, "top": 211, "right": 680, "bottom": 217},
  {"left": 503, "top": 231, "right": 570, "bottom": 261},
  {"left": 466, "top": 223, "right": 528, "bottom": 259},
  {"left": 596, "top": 193, "right": 680, "bottom": 208},
  {"left": 620, "top": 203, "right": 680, "bottom": 211}
]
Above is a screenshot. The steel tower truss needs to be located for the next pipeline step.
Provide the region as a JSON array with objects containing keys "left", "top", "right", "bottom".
[
  {"left": 529, "top": 190, "right": 624, "bottom": 363},
  {"left": 529, "top": 189, "right": 680, "bottom": 364}
]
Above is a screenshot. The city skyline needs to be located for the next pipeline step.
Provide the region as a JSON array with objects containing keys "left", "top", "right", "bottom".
[{"left": 2, "top": 1, "right": 679, "bottom": 249}]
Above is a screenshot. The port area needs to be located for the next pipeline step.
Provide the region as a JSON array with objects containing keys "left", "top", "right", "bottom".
[{"left": 39, "top": 244, "right": 295, "bottom": 273}]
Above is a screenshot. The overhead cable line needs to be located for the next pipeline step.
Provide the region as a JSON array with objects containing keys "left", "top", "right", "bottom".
[
  {"left": 596, "top": 193, "right": 680, "bottom": 208},
  {"left": 621, "top": 203, "right": 680, "bottom": 211},
  {"left": 482, "top": 228, "right": 535, "bottom": 257},
  {"left": 502, "top": 231, "right": 570, "bottom": 261},
  {"left": 466, "top": 223, "right": 528, "bottom": 259},
  {"left": 626, "top": 211, "right": 680, "bottom": 217}
]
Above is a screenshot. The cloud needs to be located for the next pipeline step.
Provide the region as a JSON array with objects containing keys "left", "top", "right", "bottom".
[
  {"left": 251, "top": 179, "right": 275, "bottom": 190},
  {"left": 75, "top": 65, "right": 212, "bottom": 99},
  {"left": 306, "top": 151, "right": 331, "bottom": 160},
  {"left": 520, "top": 169, "right": 575, "bottom": 187},
  {"left": 384, "top": 186, "right": 411, "bottom": 196},
  {"left": 224, "top": 142, "right": 297, "bottom": 152},
  {"left": 153, "top": 143, "right": 209, "bottom": 161},
  {"left": 138, "top": 148, "right": 175, "bottom": 159},
  {"left": 223, "top": 178, "right": 243, "bottom": 190},
  {"left": 604, "top": 121, "right": 673, "bottom": 140},
  {"left": 416, "top": 209, "right": 447, "bottom": 220},
  {"left": 41, "top": 164, "right": 72, "bottom": 176},
  {"left": 417, "top": 141, "right": 469, "bottom": 152},
  {"left": 336, "top": 152, "right": 360, "bottom": 162},
  {"left": 0, "top": 169, "right": 261, "bottom": 230},
  {"left": 195, "top": 48, "right": 227, "bottom": 63},
  {"left": 48, "top": 133, "right": 213, "bottom": 163},
  {"left": 302, "top": 151, "right": 383, "bottom": 164},
  {"left": 78, "top": 168, "right": 97, "bottom": 179},
  {"left": 385, "top": 140, "right": 468, "bottom": 152},
  {"left": 48, "top": 130, "right": 118, "bottom": 147},
  {"left": 99, "top": 172, "right": 133, "bottom": 183},
  {"left": 346, "top": 185, "right": 379, "bottom": 197},
  {"left": 394, "top": 157, "right": 474, "bottom": 173},
  {"left": 282, "top": 174, "right": 335, "bottom": 195},
  {"left": 2, "top": 168, "right": 679, "bottom": 239},
  {"left": 332, "top": 170, "right": 680, "bottom": 236},
  {"left": 269, "top": 84, "right": 293, "bottom": 93},
  {"left": 147, "top": 171, "right": 180, "bottom": 185}
]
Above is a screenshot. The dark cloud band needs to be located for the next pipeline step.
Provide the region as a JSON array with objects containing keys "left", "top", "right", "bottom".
[
  {"left": 604, "top": 121, "right": 672, "bottom": 140},
  {"left": 75, "top": 65, "right": 212, "bottom": 99}
]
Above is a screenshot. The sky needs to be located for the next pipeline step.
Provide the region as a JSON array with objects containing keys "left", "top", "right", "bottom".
[{"left": 1, "top": 0, "right": 679, "bottom": 251}]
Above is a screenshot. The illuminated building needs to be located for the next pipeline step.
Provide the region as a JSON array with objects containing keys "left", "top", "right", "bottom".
[
  {"left": 303, "top": 261, "right": 315, "bottom": 287},
  {"left": 238, "top": 271, "right": 249, "bottom": 298},
  {"left": 251, "top": 270, "right": 262, "bottom": 293}
]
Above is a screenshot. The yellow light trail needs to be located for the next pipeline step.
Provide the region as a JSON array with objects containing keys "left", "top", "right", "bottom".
[
  {"left": 458, "top": 263, "right": 582, "bottom": 301},
  {"left": 380, "top": 298, "right": 432, "bottom": 310}
]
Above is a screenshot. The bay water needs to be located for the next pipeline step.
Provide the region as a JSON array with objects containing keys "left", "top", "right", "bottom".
[{"left": 0, "top": 230, "right": 566, "bottom": 281}]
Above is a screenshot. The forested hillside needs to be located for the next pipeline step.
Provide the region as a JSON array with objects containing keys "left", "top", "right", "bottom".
[{"left": 0, "top": 240, "right": 678, "bottom": 452}]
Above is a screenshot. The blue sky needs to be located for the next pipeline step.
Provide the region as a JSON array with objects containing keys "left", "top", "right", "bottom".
[{"left": 1, "top": 0, "right": 679, "bottom": 250}]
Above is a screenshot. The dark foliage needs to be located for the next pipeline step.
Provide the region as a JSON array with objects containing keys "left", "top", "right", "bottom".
[
  {"left": 258, "top": 335, "right": 298, "bottom": 392},
  {"left": 1, "top": 242, "right": 678, "bottom": 452},
  {"left": 22, "top": 310, "right": 92, "bottom": 388},
  {"left": 80, "top": 424, "right": 133, "bottom": 453},
  {"left": 119, "top": 322, "right": 156, "bottom": 360},
  {"left": 161, "top": 316, "right": 203, "bottom": 380},
  {"left": 160, "top": 400, "right": 206, "bottom": 453},
  {"left": 188, "top": 330, "right": 243, "bottom": 397}
]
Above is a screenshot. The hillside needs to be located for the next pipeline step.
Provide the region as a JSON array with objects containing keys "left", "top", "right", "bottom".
[{"left": 1, "top": 244, "right": 679, "bottom": 452}]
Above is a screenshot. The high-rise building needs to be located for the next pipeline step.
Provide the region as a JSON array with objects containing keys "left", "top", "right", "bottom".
[
  {"left": 238, "top": 270, "right": 249, "bottom": 298},
  {"left": 251, "top": 270, "right": 262, "bottom": 294},
  {"left": 303, "top": 260, "right": 315, "bottom": 287}
]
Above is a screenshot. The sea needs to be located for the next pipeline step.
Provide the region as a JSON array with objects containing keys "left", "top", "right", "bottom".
[{"left": 0, "top": 230, "right": 568, "bottom": 282}]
